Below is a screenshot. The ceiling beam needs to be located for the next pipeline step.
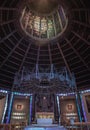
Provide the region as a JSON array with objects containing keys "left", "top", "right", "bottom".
[
  {"left": 0, "top": 19, "right": 16, "bottom": 26},
  {"left": 0, "top": 73, "right": 13, "bottom": 79},
  {"left": 71, "top": 8, "right": 90, "bottom": 11},
  {"left": 77, "top": 79, "right": 89, "bottom": 84},
  {"left": 79, "top": 0, "right": 86, "bottom": 8},
  {"left": 0, "top": 38, "right": 23, "bottom": 68},
  {"left": 48, "top": 44, "right": 52, "bottom": 65},
  {"left": 0, "top": 79, "right": 12, "bottom": 84},
  {"left": 18, "top": 43, "right": 31, "bottom": 73},
  {"left": 72, "top": 31, "right": 90, "bottom": 46},
  {"left": 0, "top": 30, "right": 17, "bottom": 44},
  {"left": 57, "top": 42, "right": 72, "bottom": 77},
  {"left": 0, "top": 68, "right": 15, "bottom": 75},
  {"left": 0, "top": 7, "right": 18, "bottom": 11},
  {"left": 36, "top": 45, "right": 40, "bottom": 64},
  {"left": 71, "top": 0, "right": 78, "bottom": 8},
  {"left": 72, "top": 20, "right": 90, "bottom": 28},
  {"left": 65, "top": 37, "right": 89, "bottom": 69}
]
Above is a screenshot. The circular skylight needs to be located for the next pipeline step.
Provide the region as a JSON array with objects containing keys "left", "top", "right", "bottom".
[{"left": 20, "top": 5, "right": 68, "bottom": 42}]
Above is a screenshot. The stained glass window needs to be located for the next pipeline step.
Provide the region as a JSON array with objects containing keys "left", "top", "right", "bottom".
[
  {"left": 54, "top": 12, "right": 61, "bottom": 34},
  {"left": 47, "top": 16, "right": 55, "bottom": 38},
  {"left": 41, "top": 17, "right": 47, "bottom": 38},
  {"left": 33, "top": 16, "right": 40, "bottom": 37},
  {"left": 27, "top": 12, "right": 34, "bottom": 34},
  {"left": 20, "top": 5, "right": 68, "bottom": 41}
]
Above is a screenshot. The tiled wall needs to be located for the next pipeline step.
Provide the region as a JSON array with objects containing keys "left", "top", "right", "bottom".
[
  {"left": 60, "top": 97, "right": 79, "bottom": 123},
  {"left": 0, "top": 97, "right": 6, "bottom": 123},
  {"left": 82, "top": 92, "right": 90, "bottom": 121},
  {"left": 11, "top": 97, "right": 29, "bottom": 124}
]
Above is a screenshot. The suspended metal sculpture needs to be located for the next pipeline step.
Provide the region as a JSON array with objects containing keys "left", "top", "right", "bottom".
[{"left": 13, "top": 64, "right": 76, "bottom": 94}]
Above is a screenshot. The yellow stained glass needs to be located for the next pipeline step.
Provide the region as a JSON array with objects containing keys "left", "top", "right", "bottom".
[{"left": 34, "top": 16, "right": 40, "bottom": 33}]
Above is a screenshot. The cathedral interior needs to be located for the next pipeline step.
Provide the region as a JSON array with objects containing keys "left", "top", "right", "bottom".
[{"left": 0, "top": 0, "right": 90, "bottom": 130}]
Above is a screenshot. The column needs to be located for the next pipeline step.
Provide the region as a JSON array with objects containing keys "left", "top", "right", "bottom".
[
  {"left": 80, "top": 93, "right": 87, "bottom": 122},
  {"left": 54, "top": 95, "right": 58, "bottom": 123},
  {"left": 4, "top": 92, "right": 14, "bottom": 123},
  {"left": 29, "top": 95, "right": 33, "bottom": 125},
  {"left": 75, "top": 92, "right": 84, "bottom": 122},
  {"left": 1, "top": 94, "right": 8, "bottom": 123},
  {"left": 56, "top": 95, "right": 61, "bottom": 125}
]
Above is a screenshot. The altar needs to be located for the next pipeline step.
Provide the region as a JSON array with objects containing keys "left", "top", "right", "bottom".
[
  {"left": 24, "top": 125, "right": 67, "bottom": 130},
  {"left": 24, "top": 112, "right": 66, "bottom": 130},
  {"left": 36, "top": 112, "right": 54, "bottom": 125},
  {"left": 37, "top": 118, "right": 53, "bottom": 124}
]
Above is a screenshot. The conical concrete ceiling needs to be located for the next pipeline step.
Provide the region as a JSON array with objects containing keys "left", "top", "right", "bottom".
[{"left": 0, "top": 0, "right": 90, "bottom": 92}]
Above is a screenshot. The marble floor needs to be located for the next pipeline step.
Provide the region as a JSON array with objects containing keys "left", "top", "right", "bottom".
[{"left": 24, "top": 125, "right": 67, "bottom": 130}]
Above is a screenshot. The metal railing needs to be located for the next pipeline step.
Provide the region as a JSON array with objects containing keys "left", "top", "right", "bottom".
[
  {"left": 0, "top": 123, "right": 26, "bottom": 130},
  {"left": 65, "top": 122, "right": 90, "bottom": 130},
  {"left": 0, "top": 122, "right": 90, "bottom": 130}
]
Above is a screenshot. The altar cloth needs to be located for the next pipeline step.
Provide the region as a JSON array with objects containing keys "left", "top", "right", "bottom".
[{"left": 24, "top": 125, "right": 67, "bottom": 130}]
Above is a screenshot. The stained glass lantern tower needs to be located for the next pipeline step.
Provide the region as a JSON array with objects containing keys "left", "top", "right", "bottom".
[{"left": 20, "top": 0, "right": 68, "bottom": 44}]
